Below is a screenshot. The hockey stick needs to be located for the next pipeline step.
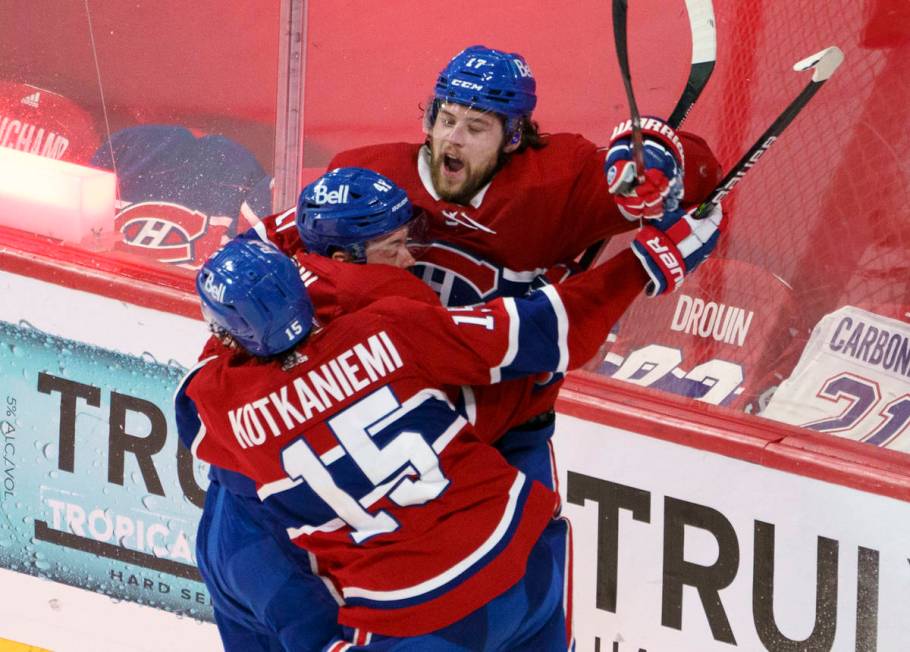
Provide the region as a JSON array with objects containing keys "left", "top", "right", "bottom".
[
  {"left": 667, "top": 0, "right": 717, "bottom": 129},
  {"left": 612, "top": 0, "right": 646, "bottom": 188},
  {"left": 691, "top": 46, "right": 844, "bottom": 220},
  {"left": 580, "top": 0, "right": 716, "bottom": 269}
]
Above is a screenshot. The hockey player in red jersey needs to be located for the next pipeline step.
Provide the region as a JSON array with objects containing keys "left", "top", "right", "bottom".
[
  {"left": 328, "top": 45, "right": 721, "bottom": 308},
  {"left": 194, "top": 169, "right": 574, "bottom": 651},
  {"left": 220, "top": 46, "right": 722, "bottom": 643},
  {"left": 313, "top": 46, "right": 721, "bottom": 497},
  {"left": 201, "top": 45, "right": 723, "bottom": 646},
  {"left": 176, "top": 190, "right": 723, "bottom": 648},
  {"left": 191, "top": 170, "right": 435, "bottom": 652}
]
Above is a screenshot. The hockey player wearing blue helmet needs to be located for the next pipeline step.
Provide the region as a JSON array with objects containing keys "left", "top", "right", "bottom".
[
  {"left": 297, "top": 166, "right": 420, "bottom": 268},
  {"left": 423, "top": 45, "right": 541, "bottom": 205},
  {"left": 192, "top": 44, "right": 722, "bottom": 651},
  {"left": 182, "top": 193, "right": 723, "bottom": 651},
  {"left": 189, "top": 169, "right": 431, "bottom": 652},
  {"left": 321, "top": 45, "right": 722, "bottom": 651}
]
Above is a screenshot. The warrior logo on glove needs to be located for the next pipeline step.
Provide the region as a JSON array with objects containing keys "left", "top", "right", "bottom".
[{"left": 605, "top": 117, "right": 686, "bottom": 221}]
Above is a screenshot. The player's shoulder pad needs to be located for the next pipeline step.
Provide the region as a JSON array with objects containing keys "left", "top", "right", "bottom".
[
  {"left": 543, "top": 132, "right": 598, "bottom": 153},
  {"left": 328, "top": 142, "right": 420, "bottom": 171},
  {"left": 678, "top": 130, "right": 723, "bottom": 188}
]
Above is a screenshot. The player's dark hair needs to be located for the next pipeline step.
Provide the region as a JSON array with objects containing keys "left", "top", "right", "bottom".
[
  {"left": 514, "top": 116, "right": 548, "bottom": 152},
  {"left": 208, "top": 322, "right": 305, "bottom": 365}
]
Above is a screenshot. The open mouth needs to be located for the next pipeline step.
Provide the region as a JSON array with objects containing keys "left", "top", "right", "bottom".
[{"left": 443, "top": 154, "right": 464, "bottom": 174}]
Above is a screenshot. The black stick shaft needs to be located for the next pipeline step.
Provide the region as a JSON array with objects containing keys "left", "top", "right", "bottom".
[
  {"left": 613, "top": 0, "right": 646, "bottom": 182},
  {"left": 692, "top": 78, "right": 826, "bottom": 219},
  {"left": 580, "top": 0, "right": 716, "bottom": 270}
]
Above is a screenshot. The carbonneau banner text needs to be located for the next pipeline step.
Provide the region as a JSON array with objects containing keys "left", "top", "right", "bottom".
[{"left": 0, "top": 319, "right": 213, "bottom": 619}]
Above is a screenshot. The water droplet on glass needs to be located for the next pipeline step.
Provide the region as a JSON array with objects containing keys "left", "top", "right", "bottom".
[{"left": 41, "top": 442, "right": 57, "bottom": 460}]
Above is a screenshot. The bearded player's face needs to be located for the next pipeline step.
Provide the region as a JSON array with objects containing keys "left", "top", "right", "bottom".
[{"left": 428, "top": 102, "right": 510, "bottom": 205}]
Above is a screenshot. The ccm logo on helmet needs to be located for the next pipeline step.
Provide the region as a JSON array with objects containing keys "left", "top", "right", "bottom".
[
  {"left": 202, "top": 273, "right": 226, "bottom": 302},
  {"left": 646, "top": 237, "right": 685, "bottom": 286},
  {"left": 451, "top": 79, "right": 483, "bottom": 91}
]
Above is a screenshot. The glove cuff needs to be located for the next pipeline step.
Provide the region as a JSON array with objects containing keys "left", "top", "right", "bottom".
[
  {"left": 632, "top": 226, "right": 686, "bottom": 296},
  {"left": 610, "top": 117, "right": 685, "bottom": 169}
]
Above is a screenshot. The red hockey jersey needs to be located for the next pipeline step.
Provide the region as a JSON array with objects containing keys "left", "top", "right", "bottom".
[
  {"left": 201, "top": 245, "right": 554, "bottom": 442},
  {"left": 0, "top": 81, "right": 100, "bottom": 164},
  {"left": 596, "top": 257, "right": 801, "bottom": 412},
  {"left": 176, "top": 252, "right": 645, "bottom": 635},
  {"left": 328, "top": 132, "right": 721, "bottom": 306}
]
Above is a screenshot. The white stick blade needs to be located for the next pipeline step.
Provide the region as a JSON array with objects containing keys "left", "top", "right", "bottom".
[
  {"left": 684, "top": 0, "right": 717, "bottom": 63},
  {"left": 793, "top": 46, "right": 845, "bottom": 82}
]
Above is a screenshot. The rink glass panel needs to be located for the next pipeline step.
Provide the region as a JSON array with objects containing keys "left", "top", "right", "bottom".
[{"left": 0, "top": 0, "right": 907, "bottom": 622}]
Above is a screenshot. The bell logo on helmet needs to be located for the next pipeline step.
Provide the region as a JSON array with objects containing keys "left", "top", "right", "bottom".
[
  {"left": 513, "top": 59, "right": 533, "bottom": 78},
  {"left": 312, "top": 179, "right": 350, "bottom": 205},
  {"left": 202, "top": 273, "right": 226, "bottom": 303}
]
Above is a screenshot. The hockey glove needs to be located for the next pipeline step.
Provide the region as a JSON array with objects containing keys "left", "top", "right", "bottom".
[
  {"left": 605, "top": 117, "right": 685, "bottom": 221},
  {"left": 631, "top": 203, "right": 723, "bottom": 296}
]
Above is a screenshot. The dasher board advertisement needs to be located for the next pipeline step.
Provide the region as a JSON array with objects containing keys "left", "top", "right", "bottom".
[
  {"left": 0, "top": 269, "right": 212, "bottom": 620},
  {"left": 555, "top": 413, "right": 910, "bottom": 652}
]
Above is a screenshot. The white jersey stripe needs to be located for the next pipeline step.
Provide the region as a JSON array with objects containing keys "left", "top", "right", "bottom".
[
  {"left": 491, "top": 298, "right": 521, "bottom": 383},
  {"left": 342, "top": 472, "right": 528, "bottom": 601},
  {"left": 541, "top": 284, "right": 570, "bottom": 373}
]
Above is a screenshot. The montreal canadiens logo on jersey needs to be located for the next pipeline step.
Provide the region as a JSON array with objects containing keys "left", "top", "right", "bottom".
[
  {"left": 413, "top": 242, "right": 542, "bottom": 307},
  {"left": 115, "top": 201, "right": 212, "bottom": 265},
  {"left": 414, "top": 243, "right": 499, "bottom": 306}
]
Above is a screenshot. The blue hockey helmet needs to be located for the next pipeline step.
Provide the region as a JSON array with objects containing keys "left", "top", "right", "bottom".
[
  {"left": 196, "top": 239, "right": 314, "bottom": 356},
  {"left": 432, "top": 45, "right": 537, "bottom": 129},
  {"left": 297, "top": 167, "right": 414, "bottom": 262}
]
